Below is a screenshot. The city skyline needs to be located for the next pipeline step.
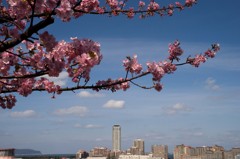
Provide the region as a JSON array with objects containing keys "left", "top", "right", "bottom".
[{"left": 0, "top": 0, "right": 240, "bottom": 154}]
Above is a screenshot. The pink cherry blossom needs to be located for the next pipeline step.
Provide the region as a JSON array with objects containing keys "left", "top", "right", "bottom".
[
  {"left": 55, "top": 0, "right": 73, "bottom": 21},
  {"left": 204, "top": 49, "right": 216, "bottom": 58},
  {"left": 160, "top": 61, "right": 177, "bottom": 74},
  {"left": 139, "top": 1, "right": 146, "bottom": 8},
  {"left": 113, "top": 78, "right": 130, "bottom": 91},
  {"left": 127, "top": 8, "right": 135, "bottom": 18},
  {"left": 191, "top": 55, "right": 207, "bottom": 67},
  {"left": 0, "top": 51, "right": 18, "bottom": 75},
  {"left": 0, "top": 94, "right": 16, "bottom": 109},
  {"left": 123, "top": 55, "right": 142, "bottom": 74},
  {"left": 212, "top": 43, "right": 220, "bottom": 52},
  {"left": 17, "top": 79, "right": 35, "bottom": 97},
  {"left": 147, "top": 62, "right": 165, "bottom": 82},
  {"left": 176, "top": 2, "right": 184, "bottom": 10},
  {"left": 7, "top": 0, "right": 31, "bottom": 19},
  {"left": 43, "top": 79, "right": 61, "bottom": 93},
  {"left": 185, "top": 0, "right": 197, "bottom": 7},
  {"left": 120, "top": 81, "right": 130, "bottom": 91},
  {"left": 168, "top": 40, "right": 183, "bottom": 61},
  {"left": 168, "top": 9, "right": 174, "bottom": 16},
  {"left": 77, "top": 0, "right": 100, "bottom": 13},
  {"left": 154, "top": 82, "right": 163, "bottom": 92},
  {"left": 148, "top": 1, "right": 160, "bottom": 11},
  {"left": 97, "top": 7, "right": 105, "bottom": 14},
  {"left": 107, "top": 0, "right": 119, "bottom": 9},
  {"left": 39, "top": 31, "right": 58, "bottom": 52}
]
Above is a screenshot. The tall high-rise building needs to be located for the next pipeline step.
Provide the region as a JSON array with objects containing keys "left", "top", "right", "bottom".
[
  {"left": 112, "top": 125, "right": 121, "bottom": 152},
  {"left": 133, "top": 139, "right": 145, "bottom": 155}
]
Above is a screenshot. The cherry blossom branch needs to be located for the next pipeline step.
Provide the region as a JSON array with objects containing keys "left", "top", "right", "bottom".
[
  {"left": 0, "top": 0, "right": 197, "bottom": 54},
  {"left": 0, "top": 71, "right": 151, "bottom": 94},
  {"left": 0, "top": 40, "right": 220, "bottom": 94},
  {"left": 0, "top": 71, "right": 47, "bottom": 80},
  {"left": 130, "top": 80, "right": 154, "bottom": 90},
  {"left": 0, "top": 17, "right": 54, "bottom": 53},
  {"left": 0, "top": 0, "right": 221, "bottom": 110}
]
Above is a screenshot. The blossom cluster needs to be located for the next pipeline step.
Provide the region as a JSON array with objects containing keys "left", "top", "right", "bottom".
[
  {"left": 0, "top": 39, "right": 220, "bottom": 109},
  {"left": 121, "top": 41, "right": 219, "bottom": 92},
  {"left": 0, "top": 0, "right": 198, "bottom": 26},
  {"left": 0, "top": 94, "right": 16, "bottom": 109},
  {"left": 0, "top": 36, "right": 102, "bottom": 109},
  {"left": 188, "top": 43, "right": 220, "bottom": 67},
  {"left": 0, "top": 0, "right": 198, "bottom": 50},
  {"left": 145, "top": 60, "right": 177, "bottom": 91},
  {"left": 0, "top": 0, "right": 217, "bottom": 109},
  {"left": 95, "top": 78, "right": 130, "bottom": 92},
  {"left": 123, "top": 55, "right": 142, "bottom": 74},
  {"left": 168, "top": 40, "right": 183, "bottom": 61}
]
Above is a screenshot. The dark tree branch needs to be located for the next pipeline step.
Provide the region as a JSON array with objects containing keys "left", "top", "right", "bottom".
[
  {"left": 0, "top": 70, "right": 48, "bottom": 80},
  {"left": 0, "top": 17, "right": 54, "bottom": 53},
  {"left": 0, "top": 72, "right": 151, "bottom": 94},
  {"left": 30, "top": 0, "right": 37, "bottom": 27}
]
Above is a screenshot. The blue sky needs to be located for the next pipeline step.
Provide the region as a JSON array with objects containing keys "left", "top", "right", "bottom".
[{"left": 1, "top": 0, "right": 240, "bottom": 154}]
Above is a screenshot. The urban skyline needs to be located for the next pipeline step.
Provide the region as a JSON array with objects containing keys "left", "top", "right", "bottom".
[
  {"left": 2, "top": 124, "right": 240, "bottom": 155},
  {"left": 84, "top": 124, "right": 239, "bottom": 159},
  {"left": 1, "top": 124, "right": 240, "bottom": 159}
]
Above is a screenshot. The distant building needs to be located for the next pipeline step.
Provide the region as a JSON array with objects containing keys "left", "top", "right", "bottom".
[
  {"left": 119, "top": 154, "right": 149, "bottom": 159},
  {"left": 225, "top": 151, "right": 234, "bottom": 159},
  {"left": 174, "top": 144, "right": 186, "bottom": 159},
  {"left": 174, "top": 144, "right": 224, "bottom": 159},
  {"left": 87, "top": 157, "right": 107, "bottom": 159},
  {"left": 119, "top": 154, "right": 164, "bottom": 159},
  {"left": 232, "top": 148, "right": 240, "bottom": 159},
  {"left": 112, "top": 125, "right": 121, "bottom": 152},
  {"left": 76, "top": 150, "right": 89, "bottom": 159},
  {"left": 130, "top": 147, "right": 140, "bottom": 155},
  {"left": 151, "top": 145, "right": 168, "bottom": 159},
  {"left": 109, "top": 151, "right": 124, "bottom": 159},
  {"left": 235, "top": 154, "right": 240, "bottom": 159},
  {"left": 0, "top": 149, "right": 15, "bottom": 159},
  {"left": 224, "top": 147, "right": 240, "bottom": 159},
  {"left": 130, "top": 139, "right": 144, "bottom": 155},
  {"left": 89, "top": 147, "right": 110, "bottom": 157}
]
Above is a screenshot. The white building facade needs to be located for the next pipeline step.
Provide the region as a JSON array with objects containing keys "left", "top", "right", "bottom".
[{"left": 112, "top": 125, "right": 121, "bottom": 152}]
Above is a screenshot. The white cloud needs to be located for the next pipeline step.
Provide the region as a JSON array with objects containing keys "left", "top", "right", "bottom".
[
  {"left": 77, "top": 91, "right": 104, "bottom": 98},
  {"left": 74, "top": 123, "right": 103, "bottom": 128},
  {"left": 192, "top": 132, "right": 204, "bottom": 136},
  {"left": 205, "top": 77, "right": 220, "bottom": 90},
  {"left": 0, "top": 130, "right": 11, "bottom": 136},
  {"left": 54, "top": 106, "right": 88, "bottom": 117},
  {"left": 10, "top": 110, "right": 36, "bottom": 118},
  {"left": 84, "top": 124, "right": 103, "bottom": 129},
  {"left": 145, "top": 132, "right": 166, "bottom": 140},
  {"left": 163, "top": 103, "right": 192, "bottom": 115},
  {"left": 95, "top": 138, "right": 104, "bottom": 141},
  {"left": 103, "top": 100, "right": 125, "bottom": 109},
  {"left": 74, "top": 123, "right": 82, "bottom": 128},
  {"left": 53, "top": 119, "right": 65, "bottom": 125},
  {"left": 40, "top": 71, "right": 68, "bottom": 86}
]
